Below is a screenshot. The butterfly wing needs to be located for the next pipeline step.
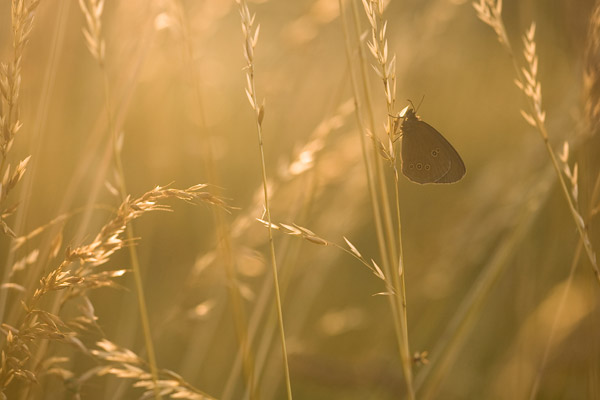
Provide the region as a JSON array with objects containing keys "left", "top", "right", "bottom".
[{"left": 401, "top": 118, "right": 466, "bottom": 184}]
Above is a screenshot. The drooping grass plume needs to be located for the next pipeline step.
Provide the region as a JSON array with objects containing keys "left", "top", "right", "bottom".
[{"left": 0, "top": 184, "right": 226, "bottom": 398}]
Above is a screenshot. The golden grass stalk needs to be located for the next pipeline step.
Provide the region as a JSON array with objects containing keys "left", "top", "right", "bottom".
[
  {"left": 473, "top": 0, "right": 600, "bottom": 286},
  {"left": 237, "top": 1, "right": 293, "bottom": 398},
  {"left": 258, "top": 219, "right": 395, "bottom": 295},
  {"left": 584, "top": 1, "right": 600, "bottom": 137},
  {"left": 169, "top": 2, "right": 257, "bottom": 397},
  {"left": 339, "top": 0, "right": 414, "bottom": 393},
  {"left": 349, "top": 0, "right": 400, "bottom": 291},
  {"left": 356, "top": 0, "right": 415, "bottom": 397},
  {"left": 0, "top": 0, "right": 40, "bottom": 323},
  {"left": 78, "top": 0, "right": 161, "bottom": 398},
  {"left": 583, "top": 1, "right": 600, "bottom": 223},
  {"left": 337, "top": 0, "right": 386, "bottom": 263},
  {"left": 0, "top": 184, "right": 226, "bottom": 397},
  {"left": 0, "top": 0, "right": 40, "bottom": 168},
  {"left": 91, "top": 339, "right": 217, "bottom": 400},
  {"left": 0, "top": 157, "right": 30, "bottom": 238}
]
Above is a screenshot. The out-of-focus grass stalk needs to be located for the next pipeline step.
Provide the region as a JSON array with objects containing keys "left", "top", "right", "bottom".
[
  {"left": 474, "top": 0, "right": 599, "bottom": 286},
  {"left": 339, "top": 0, "right": 411, "bottom": 396},
  {"left": 527, "top": 241, "right": 583, "bottom": 400},
  {"left": 78, "top": 0, "right": 161, "bottom": 398},
  {"left": 416, "top": 169, "right": 554, "bottom": 400},
  {"left": 171, "top": 2, "right": 257, "bottom": 398},
  {"left": 237, "top": 1, "right": 293, "bottom": 399},
  {"left": 528, "top": 173, "right": 600, "bottom": 399}
]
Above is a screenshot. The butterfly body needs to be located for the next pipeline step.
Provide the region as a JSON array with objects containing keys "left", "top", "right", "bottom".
[{"left": 400, "top": 108, "right": 466, "bottom": 184}]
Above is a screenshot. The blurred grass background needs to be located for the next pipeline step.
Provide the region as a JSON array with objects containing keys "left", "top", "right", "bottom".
[{"left": 1, "top": 0, "right": 599, "bottom": 399}]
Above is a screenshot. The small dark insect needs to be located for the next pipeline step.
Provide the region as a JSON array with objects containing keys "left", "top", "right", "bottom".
[{"left": 398, "top": 104, "right": 466, "bottom": 184}]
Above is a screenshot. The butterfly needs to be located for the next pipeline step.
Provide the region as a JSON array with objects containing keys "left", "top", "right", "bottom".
[{"left": 398, "top": 105, "right": 466, "bottom": 184}]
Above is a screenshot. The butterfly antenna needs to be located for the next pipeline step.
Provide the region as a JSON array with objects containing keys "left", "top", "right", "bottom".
[{"left": 415, "top": 95, "right": 425, "bottom": 113}]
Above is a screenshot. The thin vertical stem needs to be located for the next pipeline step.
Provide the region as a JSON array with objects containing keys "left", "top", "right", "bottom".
[
  {"left": 353, "top": 0, "right": 415, "bottom": 397},
  {"left": 340, "top": 1, "right": 414, "bottom": 397},
  {"left": 237, "top": 1, "right": 293, "bottom": 398},
  {"left": 251, "top": 83, "right": 293, "bottom": 400}
]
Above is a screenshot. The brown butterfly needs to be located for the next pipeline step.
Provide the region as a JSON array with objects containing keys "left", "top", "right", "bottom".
[{"left": 399, "top": 105, "right": 466, "bottom": 184}]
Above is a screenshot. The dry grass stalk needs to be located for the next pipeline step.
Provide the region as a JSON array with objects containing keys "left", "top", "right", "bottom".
[
  {"left": 474, "top": 0, "right": 600, "bottom": 285},
  {"left": 0, "top": 184, "right": 226, "bottom": 397},
  {"left": 78, "top": 0, "right": 123, "bottom": 195},
  {"left": 239, "top": 1, "right": 263, "bottom": 121},
  {"left": 472, "top": 0, "right": 509, "bottom": 49},
  {"left": 339, "top": 3, "right": 402, "bottom": 335},
  {"left": 0, "top": 0, "right": 40, "bottom": 237},
  {"left": 584, "top": 1, "right": 600, "bottom": 136},
  {"left": 10, "top": 209, "right": 78, "bottom": 252},
  {"left": 258, "top": 219, "right": 395, "bottom": 294},
  {"left": 78, "top": 2, "right": 166, "bottom": 397},
  {"left": 360, "top": 1, "right": 414, "bottom": 397},
  {"left": 68, "top": 184, "right": 228, "bottom": 264},
  {"left": 218, "top": 96, "right": 354, "bottom": 399},
  {"left": 583, "top": 1, "right": 600, "bottom": 232},
  {"left": 361, "top": 0, "right": 398, "bottom": 163},
  {"left": 558, "top": 143, "right": 579, "bottom": 207},
  {"left": 343, "top": 0, "right": 399, "bottom": 286},
  {"left": 237, "top": 0, "right": 293, "bottom": 398},
  {"left": 92, "top": 340, "right": 217, "bottom": 400},
  {"left": 513, "top": 23, "right": 546, "bottom": 129},
  {"left": 229, "top": 99, "right": 354, "bottom": 243},
  {"left": 79, "top": 0, "right": 106, "bottom": 64},
  {"left": 148, "top": 92, "right": 352, "bottom": 398},
  {"left": 339, "top": 5, "right": 412, "bottom": 386},
  {"left": 0, "top": 157, "right": 30, "bottom": 237},
  {"left": 183, "top": 98, "right": 353, "bottom": 311}
]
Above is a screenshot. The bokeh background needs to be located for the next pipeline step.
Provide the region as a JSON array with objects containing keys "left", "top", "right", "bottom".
[{"left": 1, "top": 0, "right": 599, "bottom": 399}]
